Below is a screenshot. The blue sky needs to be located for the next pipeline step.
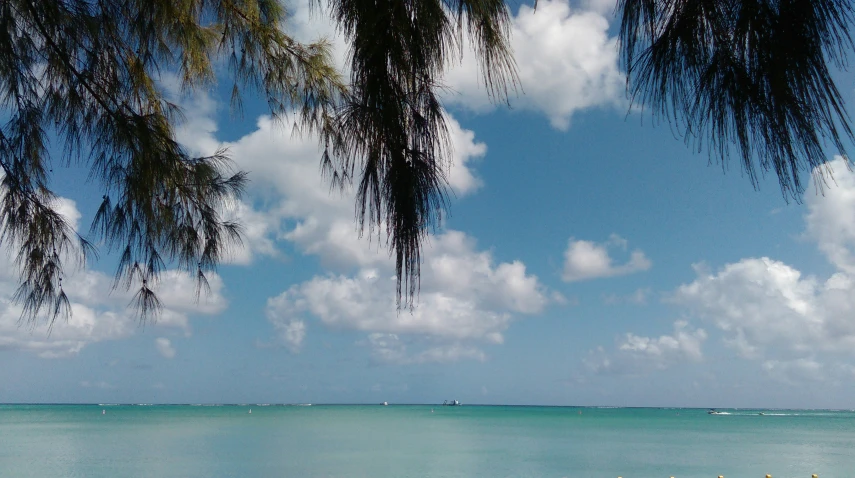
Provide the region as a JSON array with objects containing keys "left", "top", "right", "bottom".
[{"left": 3, "top": 0, "right": 855, "bottom": 408}]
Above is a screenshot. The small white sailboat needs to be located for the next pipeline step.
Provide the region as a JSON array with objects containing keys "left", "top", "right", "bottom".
[{"left": 383, "top": 401, "right": 388, "bottom": 406}]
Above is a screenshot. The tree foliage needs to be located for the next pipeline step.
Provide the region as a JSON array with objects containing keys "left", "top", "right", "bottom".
[
  {"left": 319, "top": 0, "right": 517, "bottom": 307},
  {"left": 618, "top": 0, "right": 855, "bottom": 198},
  {"left": 0, "top": 0, "right": 345, "bottom": 324},
  {"left": 0, "top": 0, "right": 516, "bottom": 324},
  {"left": 8, "top": 0, "right": 852, "bottom": 326}
]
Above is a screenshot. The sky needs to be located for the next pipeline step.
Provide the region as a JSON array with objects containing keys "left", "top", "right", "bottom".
[{"left": 3, "top": 0, "right": 855, "bottom": 408}]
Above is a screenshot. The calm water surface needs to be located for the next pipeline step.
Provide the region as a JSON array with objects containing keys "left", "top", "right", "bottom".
[{"left": 1, "top": 405, "right": 853, "bottom": 477}]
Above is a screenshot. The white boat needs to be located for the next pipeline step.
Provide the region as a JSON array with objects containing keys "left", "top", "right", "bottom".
[
  {"left": 383, "top": 402, "right": 388, "bottom": 406},
  {"left": 443, "top": 400, "right": 461, "bottom": 406}
]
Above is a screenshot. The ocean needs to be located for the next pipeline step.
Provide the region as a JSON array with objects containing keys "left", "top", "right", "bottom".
[{"left": 1, "top": 405, "right": 853, "bottom": 477}]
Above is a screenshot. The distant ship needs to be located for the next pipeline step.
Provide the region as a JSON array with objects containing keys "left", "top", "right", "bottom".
[{"left": 443, "top": 400, "right": 461, "bottom": 406}]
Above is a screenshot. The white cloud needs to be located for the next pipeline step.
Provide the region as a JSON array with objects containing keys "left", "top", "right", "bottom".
[
  {"left": 257, "top": 172, "right": 548, "bottom": 363},
  {"left": 762, "top": 358, "right": 826, "bottom": 385},
  {"left": 446, "top": 120, "right": 487, "bottom": 196},
  {"left": 266, "top": 311, "right": 306, "bottom": 353},
  {"left": 155, "top": 337, "right": 176, "bottom": 359},
  {"left": 221, "top": 201, "right": 283, "bottom": 265},
  {"left": 562, "top": 234, "right": 651, "bottom": 281},
  {"left": 672, "top": 258, "right": 855, "bottom": 360},
  {"left": 285, "top": 0, "right": 623, "bottom": 131},
  {"left": 199, "top": 112, "right": 487, "bottom": 271},
  {"left": 286, "top": 0, "right": 349, "bottom": 75},
  {"left": 169, "top": 53, "right": 555, "bottom": 364},
  {"left": 266, "top": 233, "right": 549, "bottom": 347},
  {"left": 166, "top": 74, "right": 221, "bottom": 157},
  {"left": 0, "top": 200, "right": 230, "bottom": 358},
  {"left": 176, "top": 102, "right": 549, "bottom": 363},
  {"left": 53, "top": 197, "right": 83, "bottom": 231},
  {"left": 444, "top": 0, "right": 624, "bottom": 130},
  {"left": 0, "top": 301, "right": 134, "bottom": 359},
  {"left": 585, "top": 321, "right": 707, "bottom": 375},
  {"left": 805, "top": 157, "right": 855, "bottom": 273},
  {"left": 619, "top": 321, "right": 706, "bottom": 361},
  {"left": 657, "top": 158, "right": 855, "bottom": 384}
]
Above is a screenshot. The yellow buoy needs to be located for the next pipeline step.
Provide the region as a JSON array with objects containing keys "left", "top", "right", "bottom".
[
  {"left": 766, "top": 475, "right": 772, "bottom": 478},
  {"left": 812, "top": 475, "right": 818, "bottom": 478}
]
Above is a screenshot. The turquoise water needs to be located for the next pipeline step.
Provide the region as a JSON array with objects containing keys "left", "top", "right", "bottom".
[{"left": 2, "top": 405, "right": 854, "bottom": 477}]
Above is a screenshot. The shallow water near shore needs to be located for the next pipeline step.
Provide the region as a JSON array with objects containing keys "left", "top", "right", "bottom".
[{"left": 2, "top": 404, "right": 854, "bottom": 477}]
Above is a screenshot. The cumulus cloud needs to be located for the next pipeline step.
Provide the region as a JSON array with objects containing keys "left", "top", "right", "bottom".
[
  {"left": 665, "top": 158, "right": 855, "bottom": 382},
  {"left": 805, "top": 157, "right": 855, "bottom": 273},
  {"left": 762, "top": 358, "right": 826, "bottom": 385},
  {"left": 172, "top": 91, "right": 551, "bottom": 363},
  {"left": 266, "top": 231, "right": 550, "bottom": 362},
  {"left": 53, "top": 197, "right": 83, "bottom": 231},
  {"left": 220, "top": 201, "right": 283, "bottom": 265},
  {"left": 0, "top": 301, "right": 134, "bottom": 359},
  {"left": 286, "top": 0, "right": 349, "bottom": 75},
  {"left": 285, "top": 0, "right": 623, "bottom": 131},
  {"left": 266, "top": 312, "right": 306, "bottom": 354},
  {"left": 562, "top": 234, "right": 651, "bottom": 281},
  {"left": 155, "top": 338, "right": 176, "bottom": 359},
  {"left": 443, "top": 0, "right": 624, "bottom": 129},
  {"left": 673, "top": 258, "right": 855, "bottom": 359},
  {"left": 585, "top": 321, "right": 707, "bottom": 375},
  {"left": 197, "top": 112, "right": 488, "bottom": 271},
  {"left": 0, "top": 201, "right": 230, "bottom": 358}
]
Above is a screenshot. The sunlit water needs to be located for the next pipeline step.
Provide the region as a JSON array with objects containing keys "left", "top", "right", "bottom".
[{"left": 2, "top": 404, "right": 854, "bottom": 477}]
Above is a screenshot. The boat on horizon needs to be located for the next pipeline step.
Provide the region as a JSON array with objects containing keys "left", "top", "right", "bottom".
[{"left": 443, "top": 400, "right": 461, "bottom": 406}]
